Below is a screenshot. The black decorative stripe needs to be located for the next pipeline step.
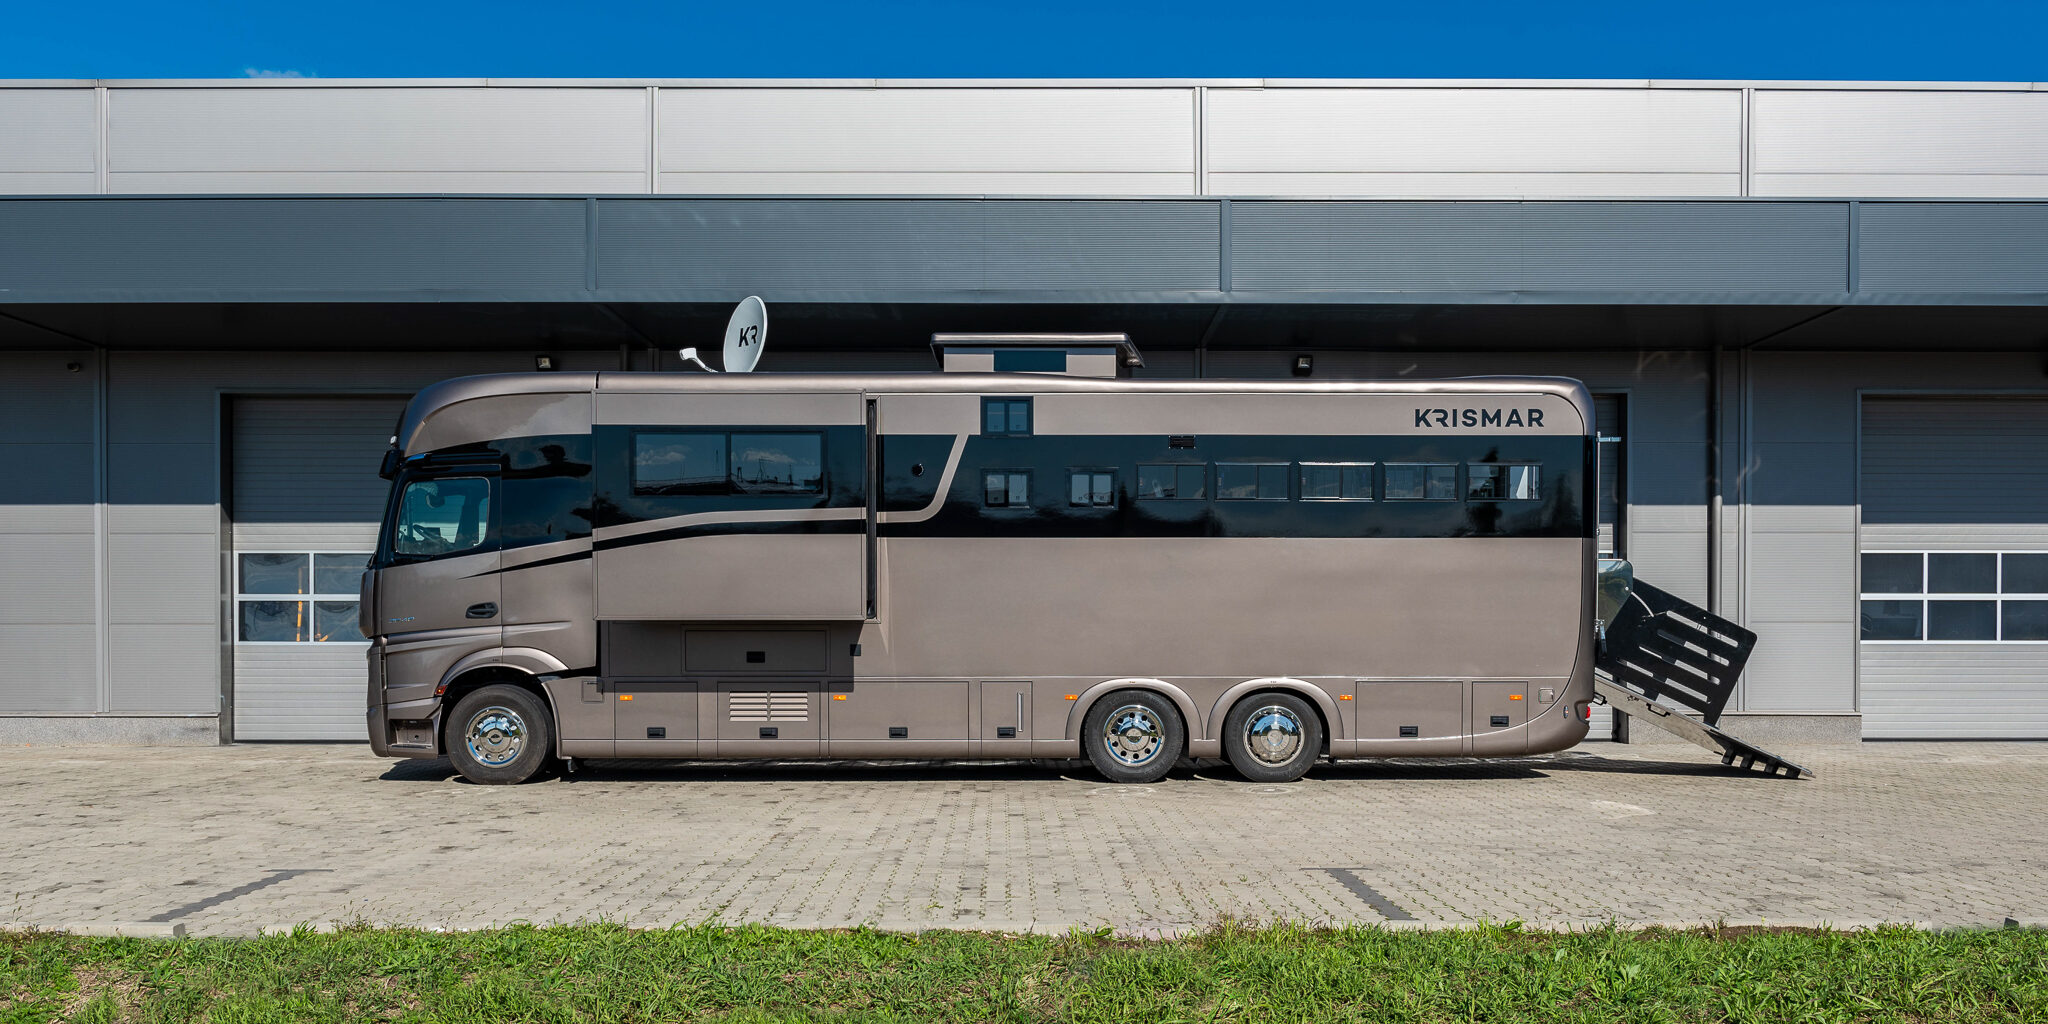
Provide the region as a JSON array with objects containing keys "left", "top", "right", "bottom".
[
  {"left": 592, "top": 518, "right": 864, "bottom": 552},
  {"left": 468, "top": 549, "right": 594, "bottom": 578}
]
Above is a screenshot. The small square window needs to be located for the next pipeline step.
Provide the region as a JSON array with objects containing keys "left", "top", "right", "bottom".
[
  {"left": 1068, "top": 471, "right": 1115, "bottom": 507},
  {"left": 240, "top": 600, "right": 310, "bottom": 642},
  {"left": 2002, "top": 554, "right": 2048, "bottom": 595},
  {"left": 313, "top": 553, "right": 366, "bottom": 595},
  {"left": 1861, "top": 553, "right": 1923, "bottom": 595},
  {"left": 983, "top": 471, "right": 1031, "bottom": 508},
  {"left": 1217, "top": 463, "right": 1287, "bottom": 500},
  {"left": 1927, "top": 600, "right": 1997, "bottom": 641},
  {"left": 1860, "top": 599, "right": 1922, "bottom": 641},
  {"left": 315, "top": 601, "right": 365, "bottom": 643},
  {"left": 2002, "top": 600, "right": 2048, "bottom": 641},
  {"left": 1386, "top": 464, "right": 1457, "bottom": 501},
  {"left": 239, "top": 553, "right": 308, "bottom": 595},
  {"left": 1928, "top": 553, "right": 1997, "bottom": 594},
  {"left": 983, "top": 398, "right": 1033, "bottom": 436}
]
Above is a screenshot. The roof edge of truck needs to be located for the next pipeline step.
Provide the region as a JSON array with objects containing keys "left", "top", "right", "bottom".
[{"left": 396, "top": 371, "right": 1594, "bottom": 453}]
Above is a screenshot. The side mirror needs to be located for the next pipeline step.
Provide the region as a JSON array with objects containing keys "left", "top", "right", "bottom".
[{"left": 378, "top": 449, "right": 401, "bottom": 481}]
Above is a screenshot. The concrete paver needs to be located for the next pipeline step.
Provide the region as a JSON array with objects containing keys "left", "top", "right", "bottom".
[{"left": 2, "top": 742, "right": 2043, "bottom": 937}]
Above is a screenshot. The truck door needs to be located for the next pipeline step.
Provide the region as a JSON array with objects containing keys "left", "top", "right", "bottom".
[{"left": 374, "top": 465, "right": 503, "bottom": 706}]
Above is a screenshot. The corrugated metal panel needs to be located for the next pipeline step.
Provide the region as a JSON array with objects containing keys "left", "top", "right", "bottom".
[
  {"left": 109, "top": 87, "right": 650, "bottom": 193},
  {"left": 1858, "top": 204, "right": 2048, "bottom": 295},
  {"left": 1859, "top": 396, "right": 2048, "bottom": 738},
  {"left": 0, "top": 89, "right": 97, "bottom": 193},
  {"left": 108, "top": 623, "right": 217, "bottom": 713},
  {"left": 0, "top": 625, "right": 98, "bottom": 712},
  {"left": 658, "top": 88, "right": 1195, "bottom": 195},
  {"left": 1741, "top": 621, "right": 1856, "bottom": 711},
  {"left": 1745, "top": 531, "right": 1856, "bottom": 622},
  {"left": 232, "top": 646, "right": 368, "bottom": 741},
  {"left": 1228, "top": 201, "right": 1847, "bottom": 294},
  {"left": 0, "top": 534, "right": 95, "bottom": 625},
  {"left": 0, "top": 199, "right": 589, "bottom": 293},
  {"left": 1861, "top": 647, "right": 2048, "bottom": 738},
  {"left": 1205, "top": 88, "right": 1740, "bottom": 197},
  {"left": 1752, "top": 90, "right": 2048, "bottom": 198},
  {"left": 596, "top": 199, "right": 1220, "bottom": 294},
  {"left": 232, "top": 396, "right": 405, "bottom": 739},
  {"left": 231, "top": 397, "right": 406, "bottom": 548},
  {"left": 1862, "top": 397, "right": 2048, "bottom": 525}
]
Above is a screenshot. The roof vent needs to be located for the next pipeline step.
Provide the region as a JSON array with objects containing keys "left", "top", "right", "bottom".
[{"left": 930, "top": 333, "right": 1143, "bottom": 378}]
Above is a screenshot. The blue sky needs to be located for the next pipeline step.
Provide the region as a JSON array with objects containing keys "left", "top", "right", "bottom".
[{"left": 7, "top": 0, "right": 2044, "bottom": 81}]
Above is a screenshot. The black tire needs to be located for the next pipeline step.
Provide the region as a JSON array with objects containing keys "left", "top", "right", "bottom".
[
  {"left": 1082, "top": 689, "right": 1185, "bottom": 784},
  {"left": 1222, "top": 692, "right": 1323, "bottom": 783},
  {"left": 445, "top": 684, "right": 557, "bottom": 785}
]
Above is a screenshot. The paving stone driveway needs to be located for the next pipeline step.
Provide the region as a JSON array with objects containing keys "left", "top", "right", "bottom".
[{"left": 3, "top": 742, "right": 2044, "bottom": 937}]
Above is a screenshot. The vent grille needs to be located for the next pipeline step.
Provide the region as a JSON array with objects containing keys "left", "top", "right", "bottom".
[{"left": 728, "top": 691, "right": 808, "bottom": 722}]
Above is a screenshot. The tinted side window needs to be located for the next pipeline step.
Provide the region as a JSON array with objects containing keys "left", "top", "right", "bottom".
[
  {"left": 1386, "top": 464, "right": 1457, "bottom": 500},
  {"left": 731, "top": 433, "right": 824, "bottom": 495},
  {"left": 1218, "top": 463, "right": 1288, "bottom": 500},
  {"left": 984, "top": 470, "right": 1031, "bottom": 508},
  {"left": 502, "top": 436, "right": 595, "bottom": 548},
  {"left": 393, "top": 476, "right": 494, "bottom": 559},
  {"left": 634, "top": 433, "right": 726, "bottom": 495},
  {"left": 983, "top": 398, "right": 1033, "bottom": 436}
]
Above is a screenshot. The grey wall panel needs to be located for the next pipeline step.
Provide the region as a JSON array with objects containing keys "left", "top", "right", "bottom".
[
  {"left": 0, "top": 535, "right": 96, "bottom": 625},
  {"left": 1229, "top": 202, "right": 1847, "bottom": 295},
  {"left": 1745, "top": 531, "right": 1856, "bottom": 622},
  {"left": 1752, "top": 90, "right": 2048, "bottom": 198},
  {"left": 106, "top": 443, "right": 214, "bottom": 505},
  {"left": 1625, "top": 517, "right": 1706, "bottom": 605},
  {"left": 0, "top": 199, "right": 588, "bottom": 293},
  {"left": 0, "top": 353, "right": 96, "bottom": 439},
  {"left": 1205, "top": 88, "right": 1740, "bottom": 197},
  {"left": 0, "top": 625, "right": 98, "bottom": 712},
  {"left": 0, "top": 89, "right": 97, "bottom": 193},
  {"left": 1742, "top": 622, "right": 1856, "bottom": 711},
  {"left": 1861, "top": 647, "right": 2048, "bottom": 738},
  {"left": 1625, "top": 441, "right": 1707, "bottom": 506},
  {"left": 1747, "top": 441, "right": 1856, "bottom": 505},
  {"left": 1859, "top": 204, "right": 2048, "bottom": 295},
  {"left": 0, "top": 445, "right": 94, "bottom": 503},
  {"left": 109, "top": 87, "right": 650, "bottom": 193},
  {"left": 658, "top": 87, "right": 1195, "bottom": 195},
  {"left": 597, "top": 199, "right": 1220, "bottom": 294},
  {"left": 106, "top": 534, "right": 215, "bottom": 625},
  {"left": 108, "top": 623, "right": 217, "bottom": 713}
]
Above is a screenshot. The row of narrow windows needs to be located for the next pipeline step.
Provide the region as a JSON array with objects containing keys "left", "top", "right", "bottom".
[{"left": 986, "top": 461, "right": 1542, "bottom": 509}]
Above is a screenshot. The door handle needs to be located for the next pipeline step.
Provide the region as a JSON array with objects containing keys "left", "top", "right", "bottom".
[{"left": 466, "top": 602, "right": 498, "bottom": 619}]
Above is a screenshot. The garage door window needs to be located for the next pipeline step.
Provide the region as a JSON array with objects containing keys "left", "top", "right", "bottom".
[
  {"left": 237, "top": 553, "right": 368, "bottom": 644},
  {"left": 1860, "top": 552, "right": 2048, "bottom": 643}
]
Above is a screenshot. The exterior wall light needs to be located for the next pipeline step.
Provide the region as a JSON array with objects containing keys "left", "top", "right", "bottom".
[
  {"left": 534, "top": 354, "right": 556, "bottom": 372},
  {"left": 1293, "top": 355, "right": 1314, "bottom": 377}
]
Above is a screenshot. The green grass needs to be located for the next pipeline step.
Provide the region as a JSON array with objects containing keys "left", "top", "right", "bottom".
[{"left": 4, "top": 921, "right": 2045, "bottom": 1023}]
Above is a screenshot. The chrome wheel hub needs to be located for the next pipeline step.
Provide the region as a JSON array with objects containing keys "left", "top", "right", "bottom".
[
  {"left": 465, "top": 705, "right": 526, "bottom": 768},
  {"left": 1102, "top": 704, "right": 1165, "bottom": 767},
  {"left": 1243, "top": 705, "right": 1304, "bottom": 765}
]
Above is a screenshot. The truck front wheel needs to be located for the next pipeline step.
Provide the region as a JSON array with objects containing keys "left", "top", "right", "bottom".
[{"left": 445, "top": 684, "right": 557, "bottom": 785}]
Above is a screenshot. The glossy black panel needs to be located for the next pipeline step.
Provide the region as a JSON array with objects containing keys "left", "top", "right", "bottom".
[
  {"left": 879, "top": 434, "right": 955, "bottom": 513},
  {"left": 593, "top": 424, "right": 865, "bottom": 528},
  {"left": 501, "top": 435, "right": 595, "bottom": 549},
  {"left": 884, "top": 435, "right": 1591, "bottom": 540}
]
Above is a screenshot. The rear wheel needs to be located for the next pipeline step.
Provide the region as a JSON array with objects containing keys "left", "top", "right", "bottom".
[
  {"left": 1223, "top": 692, "right": 1323, "bottom": 783},
  {"left": 446, "top": 684, "right": 556, "bottom": 785},
  {"left": 1083, "top": 689, "right": 1185, "bottom": 784}
]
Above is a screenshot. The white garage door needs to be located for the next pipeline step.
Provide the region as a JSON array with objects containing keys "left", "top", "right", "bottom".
[
  {"left": 1859, "top": 396, "right": 2048, "bottom": 738},
  {"left": 231, "top": 396, "right": 409, "bottom": 740}
]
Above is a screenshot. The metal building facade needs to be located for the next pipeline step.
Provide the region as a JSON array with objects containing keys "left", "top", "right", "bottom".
[{"left": 0, "top": 78, "right": 2044, "bottom": 744}]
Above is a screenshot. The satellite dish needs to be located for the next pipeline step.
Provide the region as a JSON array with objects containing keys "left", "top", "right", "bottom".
[{"left": 678, "top": 296, "right": 769, "bottom": 373}]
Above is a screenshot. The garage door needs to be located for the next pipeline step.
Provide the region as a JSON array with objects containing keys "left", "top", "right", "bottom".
[
  {"left": 231, "top": 396, "right": 408, "bottom": 740},
  {"left": 1859, "top": 396, "right": 2048, "bottom": 738}
]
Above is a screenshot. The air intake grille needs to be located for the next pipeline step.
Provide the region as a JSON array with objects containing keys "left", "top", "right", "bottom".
[{"left": 728, "top": 691, "right": 808, "bottom": 722}]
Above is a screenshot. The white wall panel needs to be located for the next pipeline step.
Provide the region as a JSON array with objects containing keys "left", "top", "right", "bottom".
[
  {"left": 1742, "top": 621, "right": 1856, "bottom": 711},
  {"left": 0, "top": 625, "right": 98, "bottom": 712},
  {"left": 658, "top": 88, "right": 1196, "bottom": 195},
  {"left": 108, "top": 623, "right": 216, "bottom": 713},
  {"left": 1862, "top": 647, "right": 2048, "bottom": 738},
  {"left": 1753, "top": 90, "right": 2048, "bottom": 197},
  {"left": 232, "top": 646, "right": 369, "bottom": 741},
  {"left": 0, "top": 89, "right": 96, "bottom": 194},
  {"left": 1205, "top": 88, "right": 1740, "bottom": 197},
  {"left": 107, "top": 87, "right": 651, "bottom": 193}
]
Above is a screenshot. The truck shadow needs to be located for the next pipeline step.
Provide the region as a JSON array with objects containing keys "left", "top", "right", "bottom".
[{"left": 380, "top": 752, "right": 1774, "bottom": 785}]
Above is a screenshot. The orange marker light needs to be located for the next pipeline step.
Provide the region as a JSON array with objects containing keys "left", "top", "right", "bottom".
[
  {"left": 618, "top": 694, "right": 633, "bottom": 701},
  {"left": 1508, "top": 694, "right": 1524, "bottom": 701},
  {"left": 833, "top": 694, "right": 847, "bottom": 701},
  {"left": 1338, "top": 694, "right": 1353, "bottom": 701},
  {"left": 1064, "top": 694, "right": 1079, "bottom": 701}
]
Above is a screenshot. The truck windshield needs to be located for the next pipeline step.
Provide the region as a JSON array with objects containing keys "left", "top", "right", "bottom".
[{"left": 391, "top": 476, "right": 493, "bottom": 559}]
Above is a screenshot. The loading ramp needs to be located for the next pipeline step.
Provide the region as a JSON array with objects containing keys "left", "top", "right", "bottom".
[{"left": 1592, "top": 569, "right": 1813, "bottom": 779}]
